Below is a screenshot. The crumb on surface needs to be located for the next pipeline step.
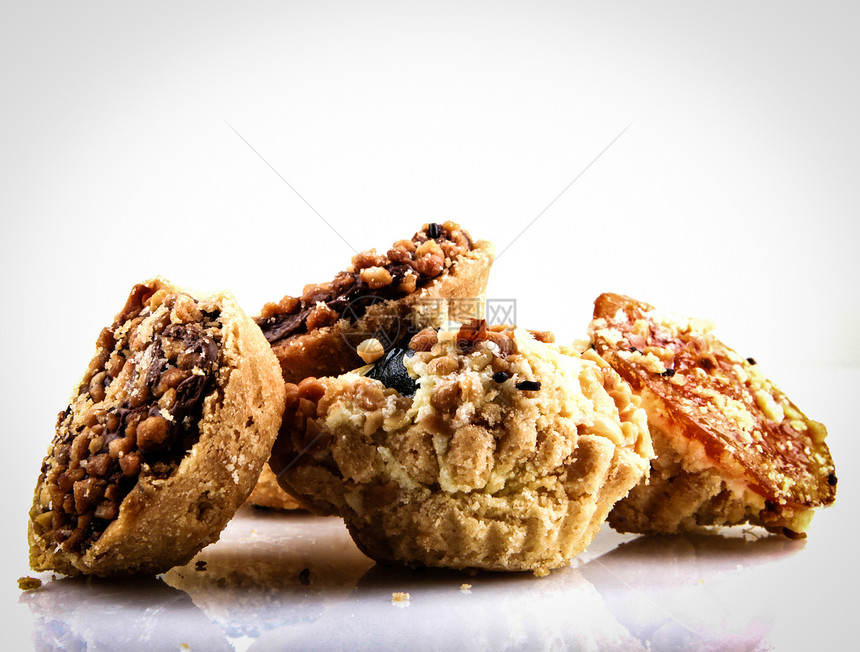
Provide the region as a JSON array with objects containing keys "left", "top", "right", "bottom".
[
  {"left": 459, "top": 583, "right": 472, "bottom": 592},
  {"left": 18, "top": 576, "right": 42, "bottom": 591},
  {"left": 391, "top": 591, "right": 411, "bottom": 605}
]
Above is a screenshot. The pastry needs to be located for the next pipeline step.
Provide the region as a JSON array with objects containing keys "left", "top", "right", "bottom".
[
  {"left": 248, "top": 220, "right": 493, "bottom": 510},
  {"left": 256, "top": 221, "right": 494, "bottom": 382},
  {"left": 588, "top": 292, "right": 837, "bottom": 538},
  {"left": 245, "top": 465, "right": 304, "bottom": 511},
  {"left": 269, "top": 320, "right": 653, "bottom": 574},
  {"left": 28, "top": 278, "right": 285, "bottom": 576}
]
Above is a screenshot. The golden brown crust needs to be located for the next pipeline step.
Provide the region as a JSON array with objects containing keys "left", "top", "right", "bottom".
[
  {"left": 28, "top": 278, "right": 285, "bottom": 576},
  {"left": 589, "top": 292, "right": 836, "bottom": 536},
  {"left": 270, "top": 326, "right": 652, "bottom": 574},
  {"left": 245, "top": 465, "right": 304, "bottom": 510}
]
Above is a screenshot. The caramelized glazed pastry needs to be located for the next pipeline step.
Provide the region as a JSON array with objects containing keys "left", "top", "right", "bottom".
[
  {"left": 28, "top": 279, "right": 285, "bottom": 576},
  {"left": 270, "top": 320, "right": 653, "bottom": 575},
  {"left": 589, "top": 293, "right": 836, "bottom": 538}
]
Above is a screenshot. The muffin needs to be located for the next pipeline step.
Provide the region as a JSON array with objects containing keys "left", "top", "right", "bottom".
[{"left": 270, "top": 320, "right": 653, "bottom": 574}]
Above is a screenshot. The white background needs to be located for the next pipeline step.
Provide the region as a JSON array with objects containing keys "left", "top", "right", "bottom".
[{"left": 2, "top": 1, "right": 858, "bottom": 648}]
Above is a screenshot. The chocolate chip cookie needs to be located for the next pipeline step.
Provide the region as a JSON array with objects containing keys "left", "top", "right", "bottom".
[{"left": 28, "top": 278, "right": 285, "bottom": 576}]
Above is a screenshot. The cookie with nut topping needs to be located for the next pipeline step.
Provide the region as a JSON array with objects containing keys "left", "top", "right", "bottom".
[
  {"left": 269, "top": 320, "right": 653, "bottom": 575},
  {"left": 589, "top": 292, "right": 837, "bottom": 538},
  {"left": 256, "top": 221, "right": 494, "bottom": 383},
  {"left": 249, "top": 221, "right": 493, "bottom": 510},
  {"left": 28, "top": 278, "right": 285, "bottom": 576}
]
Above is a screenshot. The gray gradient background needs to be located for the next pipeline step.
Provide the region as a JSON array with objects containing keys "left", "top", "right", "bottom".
[{"left": 2, "top": 1, "right": 858, "bottom": 646}]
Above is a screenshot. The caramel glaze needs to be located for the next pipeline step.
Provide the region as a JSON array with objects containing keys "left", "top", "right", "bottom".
[{"left": 590, "top": 293, "right": 836, "bottom": 515}]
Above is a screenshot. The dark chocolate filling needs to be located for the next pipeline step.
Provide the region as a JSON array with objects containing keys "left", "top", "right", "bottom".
[
  {"left": 256, "top": 224, "right": 471, "bottom": 345},
  {"left": 42, "top": 312, "right": 221, "bottom": 553},
  {"left": 366, "top": 345, "right": 418, "bottom": 397}
]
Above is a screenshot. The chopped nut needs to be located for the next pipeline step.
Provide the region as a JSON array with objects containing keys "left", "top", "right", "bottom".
[
  {"left": 429, "top": 355, "right": 458, "bottom": 376},
  {"left": 301, "top": 283, "right": 331, "bottom": 305},
  {"left": 351, "top": 249, "right": 387, "bottom": 270},
  {"left": 136, "top": 415, "right": 170, "bottom": 451},
  {"left": 171, "top": 294, "right": 203, "bottom": 324},
  {"left": 413, "top": 251, "right": 444, "bottom": 277},
  {"left": 409, "top": 328, "right": 438, "bottom": 352},
  {"left": 357, "top": 338, "right": 385, "bottom": 364},
  {"left": 527, "top": 330, "right": 555, "bottom": 344},
  {"left": 89, "top": 371, "right": 107, "bottom": 402},
  {"left": 431, "top": 381, "right": 460, "bottom": 413},
  {"left": 119, "top": 452, "right": 140, "bottom": 476},
  {"left": 397, "top": 272, "right": 417, "bottom": 294},
  {"left": 306, "top": 303, "right": 339, "bottom": 331},
  {"left": 155, "top": 368, "right": 187, "bottom": 396},
  {"left": 359, "top": 266, "right": 393, "bottom": 290},
  {"left": 387, "top": 239, "right": 416, "bottom": 263}
]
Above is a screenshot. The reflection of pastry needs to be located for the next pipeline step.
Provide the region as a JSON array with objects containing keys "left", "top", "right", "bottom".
[
  {"left": 21, "top": 575, "right": 232, "bottom": 651},
  {"left": 256, "top": 563, "right": 645, "bottom": 651},
  {"left": 163, "top": 507, "right": 374, "bottom": 640},
  {"left": 256, "top": 221, "right": 494, "bottom": 382},
  {"left": 579, "top": 531, "right": 799, "bottom": 650},
  {"left": 246, "top": 465, "right": 304, "bottom": 511},
  {"left": 589, "top": 293, "right": 837, "bottom": 538},
  {"left": 270, "top": 320, "right": 653, "bottom": 575},
  {"left": 28, "top": 278, "right": 285, "bottom": 576},
  {"left": 247, "top": 221, "right": 493, "bottom": 510}
]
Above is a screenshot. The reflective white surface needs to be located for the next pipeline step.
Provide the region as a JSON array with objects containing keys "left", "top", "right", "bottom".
[
  {"left": 12, "top": 504, "right": 848, "bottom": 651},
  {"left": 3, "top": 2, "right": 858, "bottom": 649},
  {"left": 8, "top": 369, "right": 856, "bottom": 651}
]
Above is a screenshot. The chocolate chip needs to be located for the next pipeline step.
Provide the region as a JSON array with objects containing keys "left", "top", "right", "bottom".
[
  {"left": 258, "top": 226, "right": 474, "bottom": 345},
  {"left": 661, "top": 368, "right": 676, "bottom": 377},
  {"left": 828, "top": 473, "right": 838, "bottom": 486},
  {"left": 746, "top": 357, "right": 757, "bottom": 365},
  {"left": 366, "top": 345, "right": 418, "bottom": 397},
  {"left": 174, "top": 375, "right": 210, "bottom": 418},
  {"left": 258, "top": 311, "right": 308, "bottom": 344},
  {"left": 492, "top": 370, "right": 512, "bottom": 383},
  {"left": 515, "top": 380, "right": 541, "bottom": 391}
]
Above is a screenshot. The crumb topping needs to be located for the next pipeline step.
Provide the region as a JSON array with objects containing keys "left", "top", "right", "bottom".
[{"left": 275, "top": 322, "right": 650, "bottom": 498}]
